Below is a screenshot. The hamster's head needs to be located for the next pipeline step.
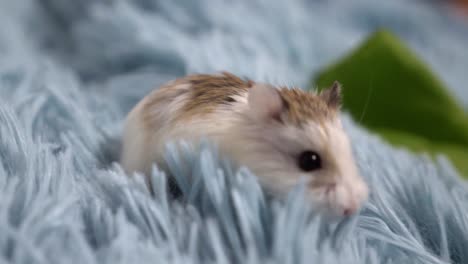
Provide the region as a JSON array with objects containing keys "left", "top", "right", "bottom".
[{"left": 233, "top": 81, "right": 368, "bottom": 217}]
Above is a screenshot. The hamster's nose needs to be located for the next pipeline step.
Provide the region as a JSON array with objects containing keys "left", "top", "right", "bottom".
[
  {"left": 342, "top": 204, "right": 358, "bottom": 216},
  {"left": 350, "top": 178, "right": 369, "bottom": 211},
  {"left": 341, "top": 182, "right": 368, "bottom": 217}
]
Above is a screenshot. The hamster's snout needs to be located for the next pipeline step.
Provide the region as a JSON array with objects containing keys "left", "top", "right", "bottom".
[{"left": 330, "top": 178, "right": 369, "bottom": 217}]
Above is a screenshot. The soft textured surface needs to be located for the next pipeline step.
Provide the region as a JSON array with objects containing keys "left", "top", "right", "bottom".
[
  {"left": 314, "top": 30, "right": 468, "bottom": 176},
  {"left": 1, "top": 0, "right": 468, "bottom": 264}
]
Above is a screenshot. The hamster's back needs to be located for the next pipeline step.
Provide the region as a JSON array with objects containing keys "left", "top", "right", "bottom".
[{"left": 120, "top": 72, "right": 253, "bottom": 176}]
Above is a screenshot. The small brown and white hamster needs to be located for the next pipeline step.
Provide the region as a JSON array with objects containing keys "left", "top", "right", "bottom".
[{"left": 120, "top": 72, "right": 369, "bottom": 217}]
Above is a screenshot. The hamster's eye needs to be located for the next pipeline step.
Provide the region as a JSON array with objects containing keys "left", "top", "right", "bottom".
[{"left": 297, "top": 151, "right": 321, "bottom": 171}]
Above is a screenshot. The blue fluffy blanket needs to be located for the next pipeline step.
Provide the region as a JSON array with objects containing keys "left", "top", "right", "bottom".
[{"left": 1, "top": 0, "right": 468, "bottom": 263}]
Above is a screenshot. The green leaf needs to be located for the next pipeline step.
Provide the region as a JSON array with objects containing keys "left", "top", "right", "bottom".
[{"left": 313, "top": 29, "right": 468, "bottom": 177}]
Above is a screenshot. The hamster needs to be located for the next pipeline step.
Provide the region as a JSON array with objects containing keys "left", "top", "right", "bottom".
[{"left": 120, "top": 72, "right": 369, "bottom": 217}]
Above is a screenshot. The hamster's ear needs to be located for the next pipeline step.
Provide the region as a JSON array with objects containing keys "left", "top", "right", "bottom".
[
  {"left": 248, "top": 84, "right": 286, "bottom": 122},
  {"left": 320, "top": 81, "right": 342, "bottom": 109}
]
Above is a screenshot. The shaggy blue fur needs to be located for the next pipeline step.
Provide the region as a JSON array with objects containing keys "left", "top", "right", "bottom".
[{"left": 0, "top": 0, "right": 467, "bottom": 263}]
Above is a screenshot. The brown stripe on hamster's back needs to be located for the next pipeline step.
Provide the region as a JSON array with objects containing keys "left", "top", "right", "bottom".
[{"left": 177, "top": 72, "right": 253, "bottom": 120}]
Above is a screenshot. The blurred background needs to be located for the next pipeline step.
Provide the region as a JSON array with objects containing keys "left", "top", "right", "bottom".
[{"left": 1, "top": 2, "right": 468, "bottom": 264}]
